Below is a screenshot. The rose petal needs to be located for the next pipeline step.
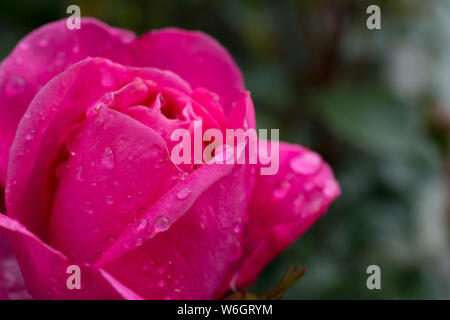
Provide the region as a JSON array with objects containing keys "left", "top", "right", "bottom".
[
  {"left": 96, "top": 161, "right": 236, "bottom": 266},
  {"left": 0, "top": 18, "right": 134, "bottom": 187},
  {"left": 0, "top": 214, "right": 142, "bottom": 299},
  {"left": 6, "top": 58, "right": 125, "bottom": 239},
  {"left": 49, "top": 107, "right": 183, "bottom": 264},
  {"left": 223, "top": 142, "right": 340, "bottom": 290},
  {"left": 227, "top": 91, "right": 256, "bottom": 130},
  {"left": 0, "top": 226, "right": 30, "bottom": 300},
  {"left": 6, "top": 57, "right": 191, "bottom": 239},
  {"left": 98, "top": 162, "right": 254, "bottom": 299},
  {"left": 1, "top": 18, "right": 255, "bottom": 188},
  {"left": 133, "top": 28, "right": 245, "bottom": 116}
]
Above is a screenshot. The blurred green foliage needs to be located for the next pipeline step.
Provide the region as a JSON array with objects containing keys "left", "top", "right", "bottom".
[{"left": 0, "top": 0, "right": 449, "bottom": 299}]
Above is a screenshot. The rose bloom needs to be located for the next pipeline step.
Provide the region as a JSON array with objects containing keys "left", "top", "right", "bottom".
[{"left": 0, "top": 18, "right": 340, "bottom": 300}]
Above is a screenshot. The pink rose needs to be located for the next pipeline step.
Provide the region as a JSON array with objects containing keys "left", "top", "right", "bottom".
[{"left": 0, "top": 18, "right": 340, "bottom": 299}]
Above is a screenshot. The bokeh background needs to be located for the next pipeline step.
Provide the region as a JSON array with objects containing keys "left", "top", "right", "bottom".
[{"left": 0, "top": 0, "right": 449, "bottom": 299}]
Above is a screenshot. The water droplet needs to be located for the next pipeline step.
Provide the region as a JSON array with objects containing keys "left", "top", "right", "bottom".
[
  {"left": 179, "top": 172, "right": 188, "bottom": 180},
  {"left": 135, "top": 238, "right": 143, "bottom": 246},
  {"left": 154, "top": 216, "right": 170, "bottom": 232},
  {"left": 101, "top": 147, "right": 115, "bottom": 169},
  {"left": 157, "top": 279, "right": 165, "bottom": 288},
  {"left": 76, "top": 166, "right": 84, "bottom": 182},
  {"left": 323, "top": 180, "right": 339, "bottom": 197},
  {"left": 37, "top": 110, "right": 46, "bottom": 120},
  {"left": 289, "top": 152, "right": 322, "bottom": 175},
  {"left": 101, "top": 69, "right": 116, "bottom": 87},
  {"left": 137, "top": 218, "right": 147, "bottom": 231},
  {"left": 200, "top": 223, "right": 206, "bottom": 230},
  {"left": 38, "top": 37, "right": 49, "bottom": 47},
  {"left": 120, "top": 33, "right": 134, "bottom": 44},
  {"left": 107, "top": 235, "right": 117, "bottom": 244},
  {"left": 82, "top": 201, "right": 94, "bottom": 215},
  {"left": 211, "top": 144, "right": 235, "bottom": 164},
  {"left": 156, "top": 266, "right": 165, "bottom": 275},
  {"left": 5, "top": 76, "right": 25, "bottom": 96},
  {"left": 106, "top": 195, "right": 114, "bottom": 205},
  {"left": 55, "top": 51, "right": 66, "bottom": 66},
  {"left": 25, "top": 129, "right": 35, "bottom": 141},
  {"left": 19, "top": 43, "right": 29, "bottom": 51},
  {"left": 140, "top": 261, "right": 154, "bottom": 272},
  {"left": 176, "top": 188, "right": 191, "bottom": 200},
  {"left": 293, "top": 194, "right": 305, "bottom": 214},
  {"left": 165, "top": 288, "right": 181, "bottom": 299},
  {"left": 304, "top": 181, "right": 314, "bottom": 191},
  {"left": 272, "top": 181, "right": 290, "bottom": 200},
  {"left": 303, "top": 194, "right": 324, "bottom": 217}
]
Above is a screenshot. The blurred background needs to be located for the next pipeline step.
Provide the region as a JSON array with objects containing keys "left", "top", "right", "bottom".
[{"left": 0, "top": 0, "right": 449, "bottom": 299}]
